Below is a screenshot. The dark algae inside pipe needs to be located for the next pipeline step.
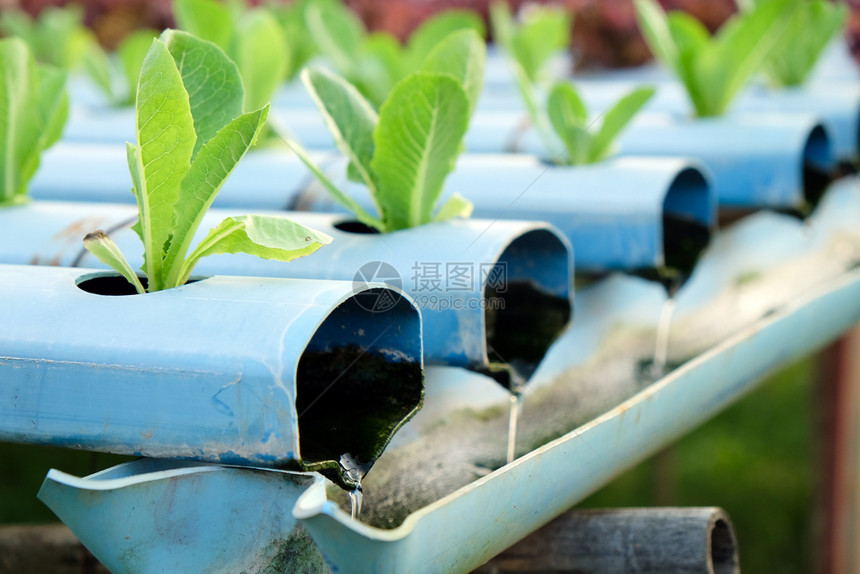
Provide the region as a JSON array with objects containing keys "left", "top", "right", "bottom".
[
  {"left": 296, "top": 345, "right": 423, "bottom": 489},
  {"left": 483, "top": 281, "right": 572, "bottom": 391},
  {"left": 633, "top": 214, "right": 711, "bottom": 296}
]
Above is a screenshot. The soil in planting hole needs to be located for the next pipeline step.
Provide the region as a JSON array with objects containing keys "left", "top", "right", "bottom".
[
  {"left": 296, "top": 345, "right": 423, "bottom": 485},
  {"left": 484, "top": 281, "right": 571, "bottom": 391},
  {"left": 632, "top": 214, "right": 710, "bottom": 296}
]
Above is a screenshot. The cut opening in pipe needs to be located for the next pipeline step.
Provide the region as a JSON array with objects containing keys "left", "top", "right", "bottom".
[
  {"left": 660, "top": 167, "right": 713, "bottom": 292},
  {"left": 0, "top": 267, "right": 424, "bottom": 493},
  {"left": 629, "top": 166, "right": 714, "bottom": 294},
  {"left": 801, "top": 124, "right": 837, "bottom": 215},
  {"left": 296, "top": 289, "right": 424, "bottom": 485},
  {"left": 484, "top": 229, "right": 572, "bottom": 390}
]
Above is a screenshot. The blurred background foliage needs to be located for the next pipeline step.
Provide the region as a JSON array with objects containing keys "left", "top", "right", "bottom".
[
  {"left": 579, "top": 357, "right": 819, "bottom": 574},
  {"left": 0, "top": 0, "right": 857, "bottom": 69}
]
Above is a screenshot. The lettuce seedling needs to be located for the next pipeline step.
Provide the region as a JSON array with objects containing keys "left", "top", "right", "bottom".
[
  {"left": 0, "top": 4, "right": 92, "bottom": 70},
  {"left": 280, "top": 30, "right": 485, "bottom": 232},
  {"left": 113, "top": 29, "right": 160, "bottom": 105},
  {"left": 489, "top": 1, "right": 571, "bottom": 85},
  {"left": 305, "top": 0, "right": 485, "bottom": 107},
  {"left": 634, "top": 0, "right": 796, "bottom": 117},
  {"left": 174, "top": 0, "right": 288, "bottom": 113},
  {"left": 0, "top": 38, "right": 68, "bottom": 207},
  {"left": 80, "top": 28, "right": 159, "bottom": 107},
  {"left": 83, "top": 30, "right": 331, "bottom": 293},
  {"left": 0, "top": 4, "right": 154, "bottom": 107},
  {"left": 490, "top": 2, "right": 651, "bottom": 164},
  {"left": 266, "top": 0, "right": 318, "bottom": 80},
  {"left": 546, "top": 83, "right": 655, "bottom": 164},
  {"left": 739, "top": 0, "right": 848, "bottom": 88}
]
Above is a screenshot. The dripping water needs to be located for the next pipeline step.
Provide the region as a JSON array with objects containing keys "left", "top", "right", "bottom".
[
  {"left": 349, "top": 484, "right": 363, "bottom": 520},
  {"left": 340, "top": 453, "right": 364, "bottom": 520},
  {"left": 651, "top": 298, "right": 677, "bottom": 379},
  {"left": 507, "top": 392, "right": 524, "bottom": 465}
]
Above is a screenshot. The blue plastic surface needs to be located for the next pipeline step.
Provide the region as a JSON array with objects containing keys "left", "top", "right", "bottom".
[
  {"left": 39, "top": 460, "right": 326, "bottom": 573},
  {"left": 299, "top": 155, "right": 714, "bottom": 272},
  {"left": 0, "top": 203, "right": 571, "bottom": 377},
  {"left": 0, "top": 264, "right": 422, "bottom": 471}
]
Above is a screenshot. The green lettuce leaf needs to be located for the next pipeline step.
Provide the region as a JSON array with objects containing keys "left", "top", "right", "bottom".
[
  {"left": 178, "top": 214, "right": 332, "bottom": 286},
  {"left": 163, "top": 105, "right": 270, "bottom": 288},
  {"left": 162, "top": 29, "right": 244, "bottom": 158},
  {"left": 406, "top": 9, "right": 486, "bottom": 70},
  {"left": 173, "top": 0, "right": 235, "bottom": 52},
  {"left": 118, "top": 29, "right": 159, "bottom": 106},
  {"left": 302, "top": 67, "right": 379, "bottom": 193},
  {"left": 0, "top": 38, "right": 68, "bottom": 206},
  {"left": 130, "top": 37, "right": 196, "bottom": 289},
  {"left": 372, "top": 73, "right": 471, "bottom": 230},
  {"left": 421, "top": 29, "right": 486, "bottom": 115},
  {"left": 233, "top": 9, "right": 289, "bottom": 112},
  {"left": 83, "top": 231, "right": 147, "bottom": 294}
]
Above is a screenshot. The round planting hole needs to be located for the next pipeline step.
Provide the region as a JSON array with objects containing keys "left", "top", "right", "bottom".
[
  {"left": 334, "top": 220, "right": 380, "bottom": 234},
  {"left": 76, "top": 275, "right": 203, "bottom": 296},
  {"left": 76, "top": 274, "right": 149, "bottom": 296}
]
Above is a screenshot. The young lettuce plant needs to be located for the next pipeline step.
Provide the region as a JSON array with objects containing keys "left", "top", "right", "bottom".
[
  {"left": 83, "top": 30, "right": 331, "bottom": 294},
  {"left": 0, "top": 4, "right": 155, "bottom": 107},
  {"left": 279, "top": 29, "right": 485, "bottom": 232},
  {"left": 112, "top": 29, "right": 161, "bottom": 105},
  {"left": 174, "top": 0, "right": 288, "bottom": 113},
  {"left": 490, "top": 2, "right": 653, "bottom": 164},
  {"left": 489, "top": 1, "right": 571, "bottom": 86},
  {"left": 266, "top": 0, "right": 318, "bottom": 81},
  {"left": 0, "top": 4, "right": 91, "bottom": 70},
  {"left": 546, "top": 83, "right": 655, "bottom": 165},
  {"left": 79, "top": 28, "right": 159, "bottom": 107},
  {"left": 634, "top": 0, "right": 796, "bottom": 117},
  {"left": 305, "top": 0, "right": 485, "bottom": 107},
  {"left": 0, "top": 38, "right": 68, "bottom": 207},
  {"left": 739, "top": 0, "right": 848, "bottom": 88}
]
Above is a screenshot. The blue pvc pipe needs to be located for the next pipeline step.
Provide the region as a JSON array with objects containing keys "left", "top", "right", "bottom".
[
  {"left": 568, "top": 80, "right": 859, "bottom": 162},
  {"left": 495, "top": 112, "right": 834, "bottom": 211},
  {"left": 299, "top": 155, "right": 715, "bottom": 274},
  {"left": 614, "top": 114, "right": 834, "bottom": 210},
  {"left": 737, "top": 85, "right": 860, "bottom": 162},
  {"left": 28, "top": 143, "right": 712, "bottom": 274},
  {"left": 38, "top": 460, "right": 326, "bottom": 573},
  {"left": 0, "top": 203, "right": 571, "bottom": 384},
  {"left": 30, "top": 142, "right": 338, "bottom": 210},
  {"left": 0, "top": 264, "right": 422, "bottom": 483}
]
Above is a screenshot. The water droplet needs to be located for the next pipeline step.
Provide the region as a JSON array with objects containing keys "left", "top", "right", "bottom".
[
  {"left": 340, "top": 453, "right": 364, "bottom": 520},
  {"left": 349, "top": 485, "right": 363, "bottom": 520}
]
